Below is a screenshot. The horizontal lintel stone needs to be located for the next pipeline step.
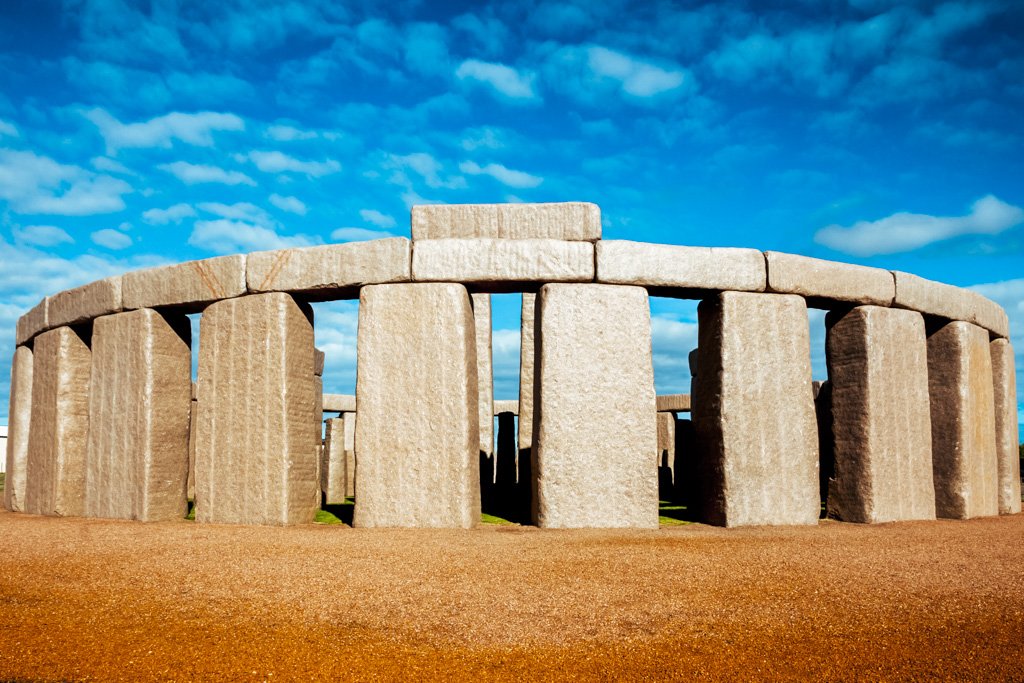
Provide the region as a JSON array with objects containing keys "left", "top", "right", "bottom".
[
  {"left": 893, "top": 271, "right": 1009, "bottom": 338},
  {"left": 493, "top": 399, "right": 519, "bottom": 415},
  {"left": 412, "top": 238, "right": 594, "bottom": 285},
  {"left": 48, "top": 277, "right": 122, "bottom": 329},
  {"left": 596, "top": 241, "right": 765, "bottom": 293},
  {"left": 656, "top": 394, "right": 691, "bottom": 412},
  {"left": 16, "top": 298, "right": 49, "bottom": 345},
  {"left": 323, "top": 394, "right": 356, "bottom": 413},
  {"left": 411, "top": 202, "right": 601, "bottom": 241},
  {"left": 765, "top": 251, "right": 894, "bottom": 307},
  {"left": 122, "top": 255, "right": 246, "bottom": 312}
]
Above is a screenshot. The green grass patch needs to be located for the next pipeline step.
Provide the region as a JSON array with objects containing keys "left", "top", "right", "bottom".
[
  {"left": 185, "top": 500, "right": 195, "bottom": 520},
  {"left": 315, "top": 509, "right": 345, "bottom": 525},
  {"left": 0, "top": 471, "right": 5, "bottom": 492},
  {"left": 480, "top": 512, "right": 515, "bottom": 525},
  {"left": 658, "top": 500, "right": 694, "bottom": 526}
]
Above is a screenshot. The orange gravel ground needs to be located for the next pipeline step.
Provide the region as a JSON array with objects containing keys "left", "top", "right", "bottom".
[{"left": 1, "top": 510, "right": 1023, "bottom": 681}]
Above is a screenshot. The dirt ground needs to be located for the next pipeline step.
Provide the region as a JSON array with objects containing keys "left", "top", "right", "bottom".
[{"left": 0, "top": 510, "right": 1022, "bottom": 681}]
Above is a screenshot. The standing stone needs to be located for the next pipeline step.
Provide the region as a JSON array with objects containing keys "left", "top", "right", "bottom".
[
  {"left": 518, "top": 293, "right": 536, "bottom": 452},
  {"left": 322, "top": 417, "right": 346, "bottom": 504},
  {"left": 472, "top": 293, "right": 494, "bottom": 458},
  {"left": 657, "top": 411, "right": 676, "bottom": 501},
  {"left": 354, "top": 283, "right": 480, "bottom": 528},
  {"left": 313, "top": 375, "right": 324, "bottom": 509},
  {"left": 991, "top": 339, "right": 1021, "bottom": 514},
  {"left": 928, "top": 321, "right": 998, "bottom": 519},
  {"left": 692, "top": 292, "right": 819, "bottom": 527},
  {"left": 343, "top": 411, "right": 356, "bottom": 499},
  {"left": 533, "top": 284, "right": 658, "bottom": 529},
  {"left": 85, "top": 309, "right": 191, "bottom": 521},
  {"left": 3, "top": 346, "right": 33, "bottom": 512},
  {"left": 187, "top": 398, "right": 197, "bottom": 501},
  {"left": 24, "top": 326, "right": 91, "bottom": 517},
  {"left": 825, "top": 306, "right": 935, "bottom": 523},
  {"left": 195, "top": 293, "right": 318, "bottom": 525}
]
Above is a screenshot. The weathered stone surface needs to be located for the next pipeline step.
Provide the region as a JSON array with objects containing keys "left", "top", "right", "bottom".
[
  {"left": 472, "top": 293, "right": 494, "bottom": 457},
  {"left": 85, "top": 309, "right": 191, "bottom": 521},
  {"left": 354, "top": 283, "right": 480, "bottom": 528},
  {"left": 194, "top": 293, "right": 319, "bottom": 525},
  {"left": 48, "top": 277, "right": 122, "bottom": 328},
  {"left": 990, "top": 338, "right": 1021, "bottom": 515},
  {"left": 518, "top": 293, "right": 536, "bottom": 451},
  {"left": 688, "top": 348, "right": 698, "bottom": 377},
  {"left": 412, "top": 239, "right": 594, "bottom": 284},
  {"left": 596, "top": 241, "right": 765, "bottom": 293},
  {"left": 343, "top": 411, "right": 356, "bottom": 499},
  {"left": 16, "top": 299, "right": 48, "bottom": 345},
  {"left": 412, "top": 202, "right": 601, "bottom": 241},
  {"left": 187, "top": 399, "right": 197, "bottom": 501},
  {"left": 24, "top": 326, "right": 91, "bottom": 517},
  {"left": 533, "top": 284, "right": 658, "bottom": 529},
  {"left": 246, "top": 238, "right": 411, "bottom": 297},
  {"left": 322, "top": 417, "right": 347, "bottom": 504},
  {"left": 493, "top": 400, "right": 518, "bottom": 415},
  {"left": 3, "top": 346, "right": 33, "bottom": 512},
  {"left": 657, "top": 411, "right": 676, "bottom": 457},
  {"left": 928, "top": 321, "right": 998, "bottom": 519},
  {"left": 656, "top": 394, "right": 691, "bottom": 413},
  {"left": 313, "top": 376, "right": 323, "bottom": 510},
  {"left": 314, "top": 348, "right": 325, "bottom": 377},
  {"left": 893, "top": 272, "right": 1009, "bottom": 338},
  {"left": 122, "top": 256, "right": 246, "bottom": 312},
  {"left": 323, "top": 394, "right": 356, "bottom": 413},
  {"left": 692, "top": 292, "right": 819, "bottom": 527},
  {"left": 825, "top": 306, "right": 935, "bottom": 523},
  {"left": 765, "top": 251, "right": 895, "bottom": 306}
]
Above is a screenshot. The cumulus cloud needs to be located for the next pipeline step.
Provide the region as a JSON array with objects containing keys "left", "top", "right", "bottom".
[
  {"left": 815, "top": 195, "right": 1024, "bottom": 256},
  {"left": 12, "top": 225, "right": 74, "bottom": 247},
  {"left": 265, "top": 124, "right": 318, "bottom": 141},
  {"left": 587, "top": 46, "right": 688, "bottom": 97},
  {"left": 270, "top": 194, "right": 307, "bottom": 215},
  {"left": 239, "top": 150, "right": 341, "bottom": 177},
  {"left": 459, "top": 161, "right": 543, "bottom": 188},
  {"left": 388, "top": 152, "right": 466, "bottom": 190},
  {"left": 0, "top": 149, "right": 131, "bottom": 215},
  {"left": 189, "top": 219, "right": 313, "bottom": 254},
  {"left": 456, "top": 59, "right": 538, "bottom": 99},
  {"left": 142, "top": 203, "right": 196, "bottom": 225},
  {"left": 359, "top": 208, "right": 396, "bottom": 229},
  {"left": 197, "top": 202, "right": 275, "bottom": 226},
  {"left": 330, "top": 227, "right": 394, "bottom": 242},
  {"left": 90, "top": 156, "right": 134, "bottom": 175},
  {"left": 83, "top": 108, "right": 244, "bottom": 154},
  {"left": 158, "top": 161, "right": 256, "bottom": 186},
  {"left": 91, "top": 228, "right": 132, "bottom": 250},
  {"left": 0, "top": 119, "right": 18, "bottom": 137}
]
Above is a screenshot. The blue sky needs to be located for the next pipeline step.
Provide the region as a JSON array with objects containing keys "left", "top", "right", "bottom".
[{"left": 0, "top": 0, "right": 1022, "bottom": 429}]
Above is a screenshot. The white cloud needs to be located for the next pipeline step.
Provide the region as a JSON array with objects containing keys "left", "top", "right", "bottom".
[
  {"left": 90, "top": 156, "right": 134, "bottom": 175},
  {"left": 197, "top": 202, "right": 274, "bottom": 226},
  {"left": 459, "top": 161, "right": 543, "bottom": 188},
  {"left": 270, "top": 194, "right": 307, "bottom": 215},
  {"left": 456, "top": 59, "right": 538, "bottom": 99},
  {"left": 12, "top": 225, "right": 74, "bottom": 247},
  {"left": 158, "top": 161, "right": 256, "bottom": 186},
  {"left": 359, "top": 208, "right": 396, "bottom": 229},
  {"left": 330, "top": 227, "right": 394, "bottom": 242},
  {"left": 587, "top": 46, "right": 688, "bottom": 97},
  {"left": 0, "top": 149, "right": 132, "bottom": 215},
  {"left": 0, "top": 119, "right": 19, "bottom": 137},
  {"left": 189, "top": 219, "right": 313, "bottom": 254},
  {"left": 815, "top": 195, "right": 1024, "bottom": 256},
  {"left": 240, "top": 150, "right": 341, "bottom": 177},
  {"left": 91, "top": 228, "right": 132, "bottom": 250},
  {"left": 265, "top": 124, "right": 318, "bottom": 141},
  {"left": 142, "top": 203, "right": 196, "bottom": 225},
  {"left": 388, "top": 152, "right": 466, "bottom": 189},
  {"left": 84, "top": 108, "right": 244, "bottom": 154}
]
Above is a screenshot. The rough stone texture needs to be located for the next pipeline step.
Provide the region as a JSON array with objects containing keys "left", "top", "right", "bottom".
[
  {"left": 692, "top": 292, "right": 819, "bottom": 527},
  {"left": 927, "top": 321, "right": 998, "bottom": 519},
  {"left": 990, "top": 338, "right": 1021, "bottom": 515},
  {"left": 85, "top": 309, "right": 191, "bottom": 521},
  {"left": 688, "top": 349, "right": 699, "bottom": 377},
  {"left": 122, "top": 256, "right": 246, "bottom": 312},
  {"left": 194, "top": 293, "right": 319, "bottom": 525},
  {"left": 893, "top": 272, "right": 1009, "bottom": 338},
  {"left": 354, "top": 283, "right": 480, "bottom": 528},
  {"left": 314, "top": 349, "right": 325, "bottom": 377},
  {"left": 16, "top": 299, "right": 48, "bottom": 345},
  {"left": 323, "top": 394, "right": 356, "bottom": 413},
  {"left": 765, "top": 251, "right": 895, "bottom": 307},
  {"left": 532, "top": 284, "right": 658, "bottom": 529},
  {"left": 24, "top": 326, "right": 91, "bottom": 517},
  {"left": 825, "top": 306, "right": 935, "bottom": 523},
  {"left": 48, "top": 277, "right": 122, "bottom": 329},
  {"left": 656, "top": 394, "right": 691, "bottom": 413},
  {"left": 313, "top": 376, "right": 323, "bottom": 510},
  {"left": 596, "top": 241, "right": 765, "bottom": 293},
  {"left": 493, "top": 400, "right": 518, "bottom": 415},
  {"left": 412, "top": 239, "right": 595, "bottom": 285},
  {"left": 411, "top": 202, "right": 601, "bottom": 242},
  {"left": 3, "top": 346, "right": 33, "bottom": 512},
  {"left": 187, "top": 399, "right": 197, "bottom": 501},
  {"left": 518, "top": 293, "right": 536, "bottom": 451},
  {"left": 246, "top": 238, "right": 411, "bottom": 298},
  {"left": 343, "top": 412, "right": 356, "bottom": 499},
  {"left": 657, "top": 411, "right": 676, "bottom": 458},
  {"left": 322, "top": 418, "right": 347, "bottom": 504},
  {"left": 472, "top": 293, "right": 494, "bottom": 457}
]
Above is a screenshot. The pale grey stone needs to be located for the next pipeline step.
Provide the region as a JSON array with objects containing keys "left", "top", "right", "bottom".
[
  {"left": 765, "top": 251, "right": 895, "bottom": 306},
  {"left": 322, "top": 417, "right": 346, "bottom": 504},
  {"left": 48, "top": 277, "right": 122, "bottom": 328},
  {"left": 518, "top": 293, "right": 536, "bottom": 451},
  {"left": 3, "top": 346, "right": 33, "bottom": 512},
  {"left": 596, "top": 241, "right": 765, "bottom": 293},
  {"left": 122, "top": 255, "right": 246, "bottom": 312},
  {"left": 412, "top": 238, "right": 595, "bottom": 285},
  {"left": 323, "top": 394, "right": 356, "bottom": 413},
  {"left": 411, "top": 202, "right": 601, "bottom": 241},
  {"left": 493, "top": 400, "right": 518, "bottom": 415},
  {"left": 187, "top": 399, "right": 196, "bottom": 501},
  {"left": 343, "top": 411, "right": 356, "bottom": 499},
  {"left": 990, "top": 338, "right": 1021, "bottom": 515},
  {"left": 472, "top": 293, "right": 494, "bottom": 457},
  {"left": 893, "top": 271, "right": 1009, "bottom": 338}
]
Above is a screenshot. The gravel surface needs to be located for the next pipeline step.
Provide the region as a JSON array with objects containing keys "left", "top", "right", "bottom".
[{"left": 1, "top": 510, "right": 1022, "bottom": 681}]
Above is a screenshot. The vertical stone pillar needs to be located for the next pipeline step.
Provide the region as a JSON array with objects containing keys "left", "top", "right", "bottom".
[
  {"left": 85, "top": 309, "right": 191, "bottom": 521},
  {"left": 991, "top": 339, "right": 1021, "bottom": 514},
  {"left": 3, "top": 346, "right": 33, "bottom": 512},
  {"left": 313, "top": 374, "right": 323, "bottom": 509},
  {"left": 194, "top": 293, "right": 318, "bottom": 525},
  {"left": 24, "top": 326, "right": 91, "bottom": 517},
  {"left": 187, "top": 391, "right": 197, "bottom": 501},
  {"left": 928, "top": 321, "right": 998, "bottom": 519},
  {"left": 343, "top": 411, "right": 356, "bottom": 499},
  {"left": 322, "top": 417, "right": 347, "bottom": 504},
  {"left": 533, "top": 283, "right": 658, "bottom": 529},
  {"left": 354, "top": 283, "right": 479, "bottom": 528},
  {"left": 692, "top": 292, "right": 819, "bottom": 527},
  {"left": 825, "top": 306, "right": 935, "bottom": 523},
  {"left": 518, "top": 292, "right": 536, "bottom": 454},
  {"left": 657, "top": 411, "right": 676, "bottom": 500},
  {"left": 472, "top": 293, "right": 494, "bottom": 459}
]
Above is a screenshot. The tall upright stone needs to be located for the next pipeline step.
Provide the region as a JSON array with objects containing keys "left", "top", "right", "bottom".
[
  {"left": 991, "top": 339, "right": 1021, "bottom": 514},
  {"left": 24, "top": 326, "right": 91, "bottom": 517},
  {"left": 518, "top": 293, "right": 536, "bottom": 452},
  {"left": 354, "top": 283, "right": 480, "bottom": 528},
  {"left": 692, "top": 292, "right": 819, "bottom": 527},
  {"left": 532, "top": 284, "right": 658, "bottom": 529},
  {"left": 322, "top": 417, "right": 346, "bottom": 505},
  {"left": 187, "top": 397, "right": 197, "bottom": 501},
  {"left": 194, "top": 293, "right": 318, "bottom": 525},
  {"left": 928, "top": 321, "right": 998, "bottom": 519},
  {"left": 3, "top": 346, "right": 33, "bottom": 512},
  {"left": 472, "top": 293, "right": 494, "bottom": 459},
  {"left": 825, "top": 306, "right": 935, "bottom": 523},
  {"left": 85, "top": 309, "right": 191, "bottom": 521},
  {"left": 343, "top": 411, "right": 356, "bottom": 499}
]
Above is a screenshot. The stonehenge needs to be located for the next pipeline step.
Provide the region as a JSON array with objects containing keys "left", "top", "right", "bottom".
[{"left": 2, "top": 201, "right": 1019, "bottom": 531}]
